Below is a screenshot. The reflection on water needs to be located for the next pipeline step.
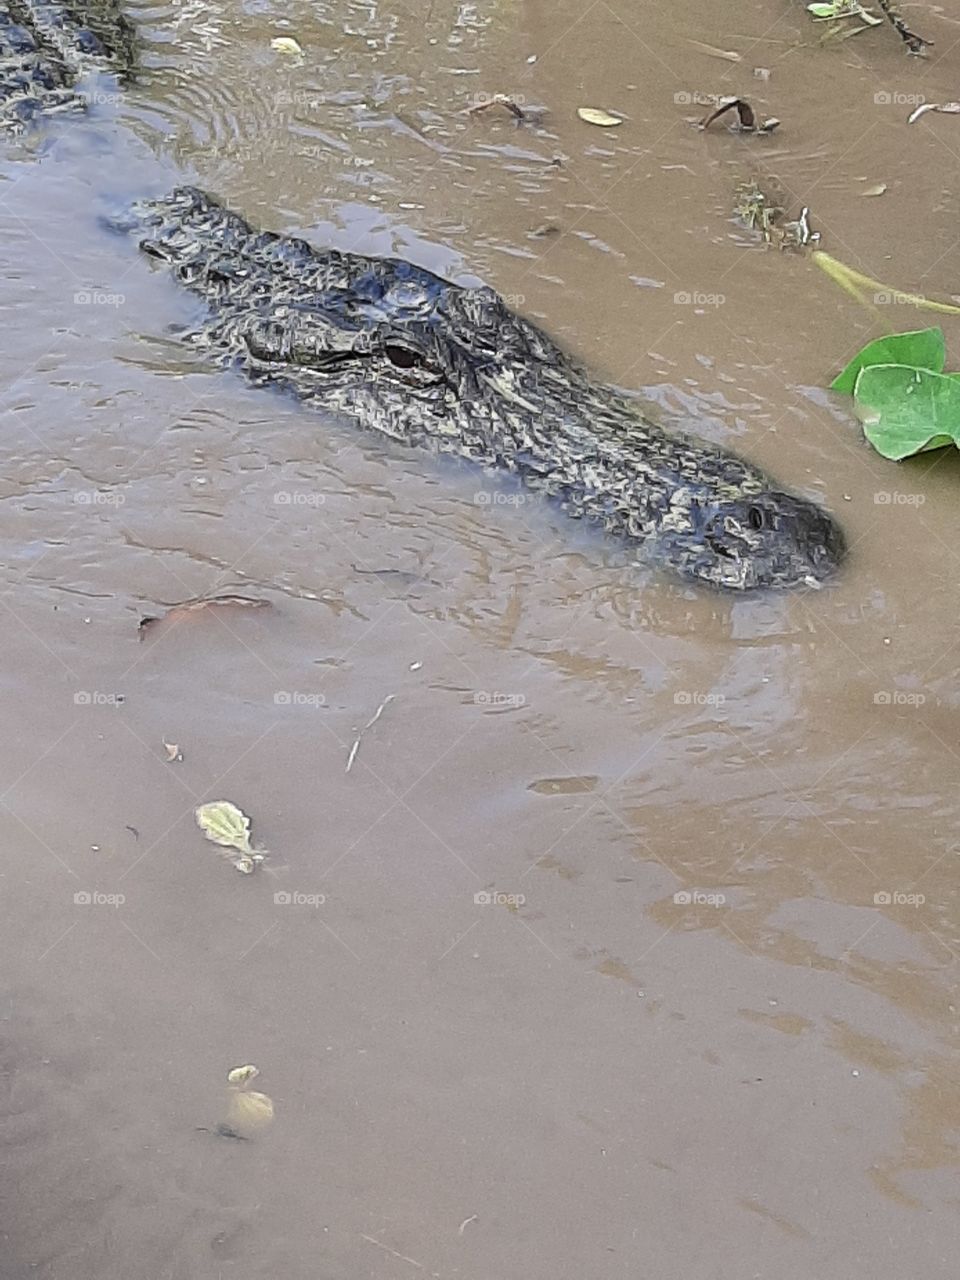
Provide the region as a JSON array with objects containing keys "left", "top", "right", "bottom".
[{"left": 1, "top": 0, "right": 959, "bottom": 1275}]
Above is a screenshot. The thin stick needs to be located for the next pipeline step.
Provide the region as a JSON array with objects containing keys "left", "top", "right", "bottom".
[
  {"left": 812, "top": 251, "right": 960, "bottom": 316},
  {"left": 360, "top": 1236, "right": 424, "bottom": 1270},
  {"left": 346, "top": 694, "right": 396, "bottom": 772}
]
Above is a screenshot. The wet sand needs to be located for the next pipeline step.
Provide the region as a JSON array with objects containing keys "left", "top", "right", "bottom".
[{"left": 1, "top": 1, "right": 959, "bottom": 1276}]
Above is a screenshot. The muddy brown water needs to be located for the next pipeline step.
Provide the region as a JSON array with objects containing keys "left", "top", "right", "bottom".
[{"left": 1, "top": 1, "right": 959, "bottom": 1276}]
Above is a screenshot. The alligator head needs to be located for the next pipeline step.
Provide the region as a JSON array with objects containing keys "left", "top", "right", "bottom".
[{"left": 132, "top": 187, "right": 846, "bottom": 592}]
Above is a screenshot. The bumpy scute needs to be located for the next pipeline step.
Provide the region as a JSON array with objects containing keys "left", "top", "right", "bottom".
[{"left": 0, "top": 0, "right": 135, "bottom": 130}]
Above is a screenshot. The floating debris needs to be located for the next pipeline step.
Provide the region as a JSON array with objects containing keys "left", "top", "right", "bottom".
[
  {"left": 875, "top": 0, "right": 932, "bottom": 52},
  {"left": 862, "top": 183, "right": 887, "bottom": 196},
  {"left": 527, "top": 775, "right": 599, "bottom": 796},
  {"left": 735, "top": 180, "right": 784, "bottom": 238},
  {"left": 577, "top": 106, "right": 623, "bottom": 127},
  {"left": 807, "top": 3, "right": 881, "bottom": 27},
  {"left": 698, "top": 98, "right": 779, "bottom": 133},
  {"left": 138, "top": 591, "right": 269, "bottom": 639},
  {"left": 195, "top": 801, "right": 264, "bottom": 874},
  {"left": 734, "top": 180, "right": 819, "bottom": 249},
  {"left": 270, "top": 36, "right": 302, "bottom": 55},
  {"left": 163, "top": 741, "right": 183, "bottom": 762},
  {"left": 782, "top": 206, "right": 820, "bottom": 248},
  {"left": 807, "top": 0, "right": 930, "bottom": 49},
  {"left": 224, "top": 1064, "right": 275, "bottom": 1136},
  {"left": 466, "top": 93, "right": 526, "bottom": 121},
  {"left": 907, "top": 102, "right": 960, "bottom": 125},
  {"left": 364, "top": 695, "right": 395, "bottom": 731},
  {"left": 227, "top": 1064, "right": 260, "bottom": 1087},
  {"left": 346, "top": 694, "right": 396, "bottom": 773},
  {"left": 360, "top": 1236, "right": 426, "bottom": 1270},
  {"left": 688, "top": 39, "right": 741, "bottom": 62},
  {"left": 814, "top": 252, "right": 960, "bottom": 317}
]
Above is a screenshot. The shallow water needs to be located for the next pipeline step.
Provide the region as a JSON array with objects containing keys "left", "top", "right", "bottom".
[{"left": 1, "top": 1, "right": 959, "bottom": 1276}]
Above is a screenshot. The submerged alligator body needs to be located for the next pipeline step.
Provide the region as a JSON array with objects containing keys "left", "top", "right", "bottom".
[
  {"left": 122, "top": 186, "right": 845, "bottom": 591},
  {"left": 0, "top": 0, "right": 134, "bottom": 129}
]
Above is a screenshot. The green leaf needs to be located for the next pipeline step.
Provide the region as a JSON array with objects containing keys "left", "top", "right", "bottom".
[
  {"left": 196, "top": 800, "right": 252, "bottom": 853},
  {"left": 227, "top": 1064, "right": 261, "bottom": 1087},
  {"left": 195, "top": 800, "right": 265, "bottom": 873},
  {"left": 853, "top": 363, "right": 960, "bottom": 460},
  {"left": 807, "top": 3, "right": 839, "bottom": 14},
  {"left": 831, "top": 327, "right": 945, "bottom": 395}
]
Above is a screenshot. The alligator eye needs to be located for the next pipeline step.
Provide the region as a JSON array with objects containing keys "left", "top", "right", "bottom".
[
  {"left": 708, "top": 536, "right": 735, "bottom": 560},
  {"left": 748, "top": 506, "right": 765, "bottom": 531},
  {"left": 383, "top": 343, "right": 422, "bottom": 369}
]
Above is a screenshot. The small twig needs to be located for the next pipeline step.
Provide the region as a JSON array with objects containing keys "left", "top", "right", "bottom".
[
  {"left": 465, "top": 94, "right": 525, "bottom": 120},
  {"left": 360, "top": 1236, "right": 424, "bottom": 1269},
  {"left": 363, "top": 693, "right": 395, "bottom": 731},
  {"left": 345, "top": 694, "right": 396, "bottom": 772}
]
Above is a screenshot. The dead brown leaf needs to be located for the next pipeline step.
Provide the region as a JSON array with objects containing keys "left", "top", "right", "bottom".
[
  {"left": 465, "top": 94, "right": 526, "bottom": 121},
  {"left": 698, "top": 98, "right": 778, "bottom": 133}
]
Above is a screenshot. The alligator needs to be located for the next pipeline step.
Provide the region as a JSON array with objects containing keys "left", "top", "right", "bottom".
[
  {"left": 0, "top": 0, "right": 135, "bottom": 129},
  {"left": 119, "top": 186, "right": 846, "bottom": 591}
]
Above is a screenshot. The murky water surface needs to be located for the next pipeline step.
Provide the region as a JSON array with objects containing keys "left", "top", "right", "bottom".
[{"left": 2, "top": 2, "right": 959, "bottom": 1276}]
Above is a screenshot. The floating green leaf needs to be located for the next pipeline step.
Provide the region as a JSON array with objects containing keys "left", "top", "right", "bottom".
[
  {"left": 223, "top": 1064, "right": 275, "bottom": 1136},
  {"left": 853, "top": 364, "right": 960, "bottom": 460},
  {"left": 831, "top": 327, "right": 945, "bottom": 395},
  {"left": 226, "top": 1088, "right": 275, "bottom": 1133},
  {"left": 195, "top": 801, "right": 264, "bottom": 874},
  {"left": 806, "top": 1, "right": 881, "bottom": 20},
  {"left": 196, "top": 800, "right": 252, "bottom": 851},
  {"left": 227, "top": 1064, "right": 260, "bottom": 1087}
]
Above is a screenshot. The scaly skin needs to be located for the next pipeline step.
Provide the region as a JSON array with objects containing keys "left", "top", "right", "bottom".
[
  {"left": 123, "top": 186, "right": 846, "bottom": 591},
  {"left": 0, "top": 0, "right": 135, "bottom": 129}
]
